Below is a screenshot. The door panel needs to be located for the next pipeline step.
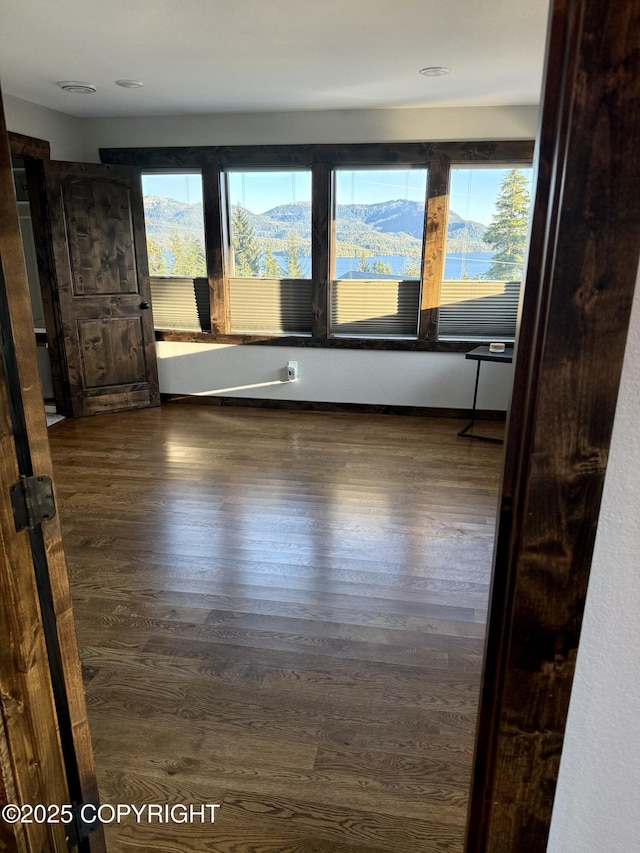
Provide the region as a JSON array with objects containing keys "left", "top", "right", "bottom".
[
  {"left": 64, "top": 179, "right": 138, "bottom": 296},
  {"left": 78, "top": 318, "right": 147, "bottom": 386},
  {"left": 44, "top": 162, "right": 159, "bottom": 417}
]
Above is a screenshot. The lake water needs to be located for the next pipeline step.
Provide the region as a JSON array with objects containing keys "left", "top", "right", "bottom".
[{"left": 273, "top": 252, "right": 494, "bottom": 279}]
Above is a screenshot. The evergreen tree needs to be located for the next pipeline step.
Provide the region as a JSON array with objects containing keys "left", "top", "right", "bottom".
[
  {"left": 168, "top": 230, "right": 185, "bottom": 275},
  {"left": 185, "top": 234, "right": 206, "bottom": 276},
  {"left": 357, "top": 249, "right": 371, "bottom": 273},
  {"left": 147, "top": 238, "right": 167, "bottom": 275},
  {"left": 285, "top": 231, "right": 304, "bottom": 278},
  {"left": 484, "top": 170, "right": 531, "bottom": 280},
  {"left": 169, "top": 231, "right": 205, "bottom": 276},
  {"left": 232, "top": 205, "right": 262, "bottom": 276},
  {"left": 263, "top": 241, "right": 282, "bottom": 277},
  {"left": 401, "top": 253, "right": 421, "bottom": 278},
  {"left": 371, "top": 259, "right": 392, "bottom": 275}
]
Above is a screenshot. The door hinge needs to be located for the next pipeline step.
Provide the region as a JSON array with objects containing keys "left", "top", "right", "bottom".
[
  {"left": 9, "top": 475, "right": 56, "bottom": 532},
  {"left": 66, "top": 802, "right": 100, "bottom": 850}
]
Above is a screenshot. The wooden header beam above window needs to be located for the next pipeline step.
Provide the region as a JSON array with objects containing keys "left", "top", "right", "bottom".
[{"left": 100, "top": 140, "right": 534, "bottom": 168}]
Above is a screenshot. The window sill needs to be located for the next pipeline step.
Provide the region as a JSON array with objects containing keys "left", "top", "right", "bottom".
[{"left": 154, "top": 329, "right": 485, "bottom": 353}]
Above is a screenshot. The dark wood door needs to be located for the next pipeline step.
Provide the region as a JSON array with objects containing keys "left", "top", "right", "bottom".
[{"left": 43, "top": 161, "right": 159, "bottom": 417}]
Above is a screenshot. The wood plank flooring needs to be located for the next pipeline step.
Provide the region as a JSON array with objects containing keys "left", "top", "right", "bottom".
[{"left": 48, "top": 404, "right": 503, "bottom": 852}]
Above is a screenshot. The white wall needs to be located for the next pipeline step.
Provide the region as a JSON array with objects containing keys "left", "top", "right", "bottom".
[
  {"left": 3, "top": 93, "right": 85, "bottom": 161},
  {"left": 157, "top": 341, "right": 514, "bottom": 410},
  {"left": 82, "top": 103, "right": 538, "bottom": 162},
  {"left": 547, "top": 261, "right": 640, "bottom": 852}
]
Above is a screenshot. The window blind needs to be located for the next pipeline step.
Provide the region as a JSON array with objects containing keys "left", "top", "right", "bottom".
[
  {"left": 331, "top": 279, "right": 420, "bottom": 338},
  {"left": 149, "top": 276, "right": 202, "bottom": 332},
  {"left": 437, "top": 280, "right": 521, "bottom": 341},
  {"left": 228, "top": 278, "right": 313, "bottom": 334}
]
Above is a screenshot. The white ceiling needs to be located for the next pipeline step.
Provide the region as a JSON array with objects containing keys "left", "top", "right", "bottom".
[{"left": 0, "top": 0, "right": 550, "bottom": 118}]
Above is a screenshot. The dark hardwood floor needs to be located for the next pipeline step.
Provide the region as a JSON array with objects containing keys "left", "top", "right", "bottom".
[{"left": 48, "top": 404, "right": 503, "bottom": 852}]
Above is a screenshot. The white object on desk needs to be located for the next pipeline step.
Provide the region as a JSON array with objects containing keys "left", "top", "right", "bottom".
[{"left": 489, "top": 342, "right": 506, "bottom": 353}]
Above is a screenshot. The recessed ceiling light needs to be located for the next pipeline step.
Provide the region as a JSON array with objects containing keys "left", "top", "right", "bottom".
[
  {"left": 115, "top": 79, "right": 144, "bottom": 89},
  {"left": 419, "top": 66, "right": 451, "bottom": 77},
  {"left": 57, "top": 81, "right": 97, "bottom": 94}
]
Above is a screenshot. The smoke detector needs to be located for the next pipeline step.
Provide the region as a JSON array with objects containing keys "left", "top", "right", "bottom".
[
  {"left": 419, "top": 67, "right": 451, "bottom": 77},
  {"left": 57, "top": 81, "right": 97, "bottom": 94}
]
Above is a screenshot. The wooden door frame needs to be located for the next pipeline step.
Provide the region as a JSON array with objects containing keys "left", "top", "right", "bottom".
[
  {"left": 1, "top": 94, "right": 105, "bottom": 852},
  {"left": 8, "top": 131, "right": 71, "bottom": 416},
  {"left": 0, "top": 272, "right": 70, "bottom": 853},
  {"left": 468, "top": 0, "right": 640, "bottom": 849},
  {"left": 8, "top": 131, "right": 50, "bottom": 161},
  {"left": 8, "top": 141, "right": 161, "bottom": 418}
]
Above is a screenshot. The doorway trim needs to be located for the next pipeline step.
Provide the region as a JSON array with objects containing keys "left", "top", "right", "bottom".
[
  {"left": 467, "top": 0, "right": 640, "bottom": 849},
  {"left": 8, "top": 131, "right": 50, "bottom": 161},
  {"left": 1, "top": 93, "right": 105, "bottom": 853}
]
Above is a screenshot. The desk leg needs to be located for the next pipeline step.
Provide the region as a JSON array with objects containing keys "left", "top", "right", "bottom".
[{"left": 458, "top": 360, "right": 503, "bottom": 444}]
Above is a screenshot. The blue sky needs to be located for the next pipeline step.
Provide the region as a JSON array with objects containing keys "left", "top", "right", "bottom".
[
  {"left": 450, "top": 167, "right": 533, "bottom": 225},
  {"left": 227, "top": 171, "right": 311, "bottom": 213},
  {"left": 142, "top": 173, "right": 203, "bottom": 205},
  {"left": 334, "top": 169, "right": 427, "bottom": 208},
  {"left": 142, "top": 166, "right": 533, "bottom": 226}
]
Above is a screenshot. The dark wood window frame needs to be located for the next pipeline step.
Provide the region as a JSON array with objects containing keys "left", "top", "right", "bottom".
[{"left": 101, "top": 141, "right": 534, "bottom": 352}]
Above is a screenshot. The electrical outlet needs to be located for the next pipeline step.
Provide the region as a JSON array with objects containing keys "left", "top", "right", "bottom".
[{"left": 287, "top": 361, "right": 298, "bottom": 381}]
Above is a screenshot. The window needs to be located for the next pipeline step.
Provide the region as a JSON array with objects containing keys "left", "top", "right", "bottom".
[
  {"left": 141, "top": 172, "right": 208, "bottom": 332},
  {"left": 225, "top": 170, "right": 313, "bottom": 335},
  {"left": 438, "top": 166, "right": 534, "bottom": 341},
  {"left": 331, "top": 168, "right": 428, "bottom": 338},
  {"left": 108, "top": 140, "right": 536, "bottom": 349}
]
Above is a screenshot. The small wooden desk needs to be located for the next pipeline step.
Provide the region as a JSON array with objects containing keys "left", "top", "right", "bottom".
[{"left": 458, "top": 345, "right": 514, "bottom": 444}]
